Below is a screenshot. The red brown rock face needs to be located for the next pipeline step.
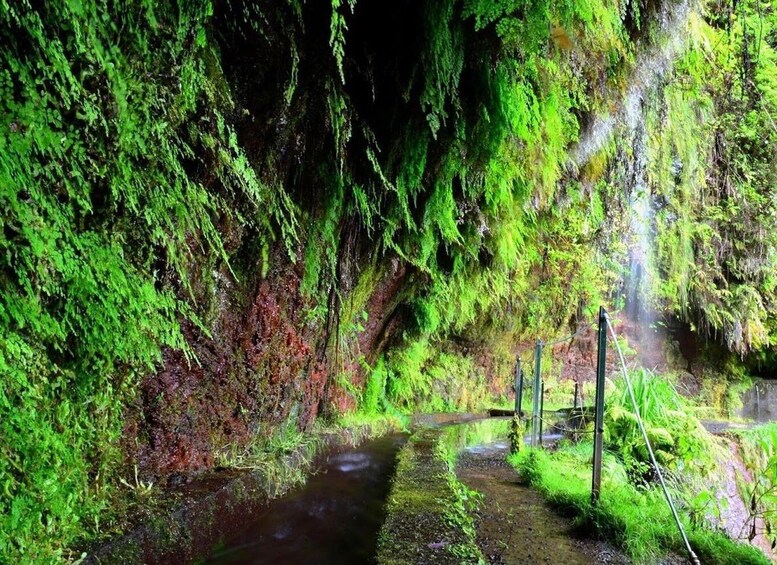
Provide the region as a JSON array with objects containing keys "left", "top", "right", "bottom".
[
  {"left": 128, "top": 253, "right": 410, "bottom": 480},
  {"left": 129, "top": 257, "right": 318, "bottom": 478}
]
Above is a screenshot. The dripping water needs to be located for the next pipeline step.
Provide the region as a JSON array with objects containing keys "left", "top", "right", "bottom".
[
  {"left": 739, "top": 380, "right": 777, "bottom": 423},
  {"left": 567, "top": 0, "right": 696, "bottom": 364},
  {"left": 567, "top": 0, "right": 694, "bottom": 170},
  {"left": 625, "top": 122, "right": 654, "bottom": 328}
]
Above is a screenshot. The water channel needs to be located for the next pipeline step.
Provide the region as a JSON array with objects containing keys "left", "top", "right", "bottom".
[
  {"left": 203, "top": 416, "right": 592, "bottom": 564},
  {"left": 207, "top": 434, "right": 407, "bottom": 564}
]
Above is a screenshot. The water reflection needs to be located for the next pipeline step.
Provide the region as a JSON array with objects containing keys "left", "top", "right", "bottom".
[
  {"left": 334, "top": 452, "right": 373, "bottom": 473},
  {"left": 439, "top": 417, "right": 512, "bottom": 454},
  {"left": 207, "top": 434, "right": 406, "bottom": 565}
]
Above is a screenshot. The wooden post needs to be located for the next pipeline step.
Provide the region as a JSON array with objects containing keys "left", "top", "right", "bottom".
[
  {"left": 591, "top": 307, "right": 607, "bottom": 503},
  {"left": 531, "top": 339, "right": 543, "bottom": 448}
]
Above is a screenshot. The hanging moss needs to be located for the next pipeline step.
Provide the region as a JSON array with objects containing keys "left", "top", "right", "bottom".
[
  {"left": 2, "top": 0, "right": 777, "bottom": 560},
  {"left": 642, "top": 2, "right": 777, "bottom": 354},
  {"left": 0, "top": 0, "right": 288, "bottom": 559}
]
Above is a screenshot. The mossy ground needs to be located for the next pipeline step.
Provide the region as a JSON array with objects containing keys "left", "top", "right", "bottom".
[{"left": 376, "top": 427, "right": 484, "bottom": 565}]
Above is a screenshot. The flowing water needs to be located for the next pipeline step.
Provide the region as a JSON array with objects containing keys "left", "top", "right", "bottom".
[
  {"left": 206, "top": 434, "right": 406, "bottom": 565},
  {"left": 625, "top": 121, "right": 655, "bottom": 327},
  {"left": 568, "top": 0, "right": 696, "bottom": 360},
  {"left": 198, "top": 417, "right": 625, "bottom": 564},
  {"left": 738, "top": 380, "right": 777, "bottom": 423}
]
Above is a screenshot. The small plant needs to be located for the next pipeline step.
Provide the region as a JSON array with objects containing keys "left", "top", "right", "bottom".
[
  {"left": 119, "top": 465, "right": 155, "bottom": 498},
  {"left": 736, "top": 424, "right": 777, "bottom": 548},
  {"left": 434, "top": 434, "right": 486, "bottom": 564},
  {"left": 215, "top": 418, "right": 315, "bottom": 472}
]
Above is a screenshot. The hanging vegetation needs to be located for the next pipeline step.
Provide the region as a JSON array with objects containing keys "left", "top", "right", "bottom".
[{"left": 0, "top": 0, "right": 776, "bottom": 560}]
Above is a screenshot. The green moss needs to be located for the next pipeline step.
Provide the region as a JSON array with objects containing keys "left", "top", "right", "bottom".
[
  {"left": 3, "top": 0, "right": 777, "bottom": 559},
  {"left": 0, "top": 1, "right": 273, "bottom": 559},
  {"left": 376, "top": 427, "right": 484, "bottom": 565},
  {"left": 644, "top": 3, "right": 777, "bottom": 355}
]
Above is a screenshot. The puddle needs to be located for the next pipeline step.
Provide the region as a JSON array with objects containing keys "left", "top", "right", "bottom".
[{"left": 206, "top": 434, "right": 406, "bottom": 565}]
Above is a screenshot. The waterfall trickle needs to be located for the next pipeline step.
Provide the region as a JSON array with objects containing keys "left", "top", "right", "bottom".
[
  {"left": 567, "top": 0, "right": 694, "bottom": 170},
  {"left": 623, "top": 119, "right": 664, "bottom": 367},
  {"left": 625, "top": 123, "right": 653, "bottom": 327},
  {"left": 739, "top": 380, "right": 777, "bottom": 423},
  {"left": 565, "top": 1, "right": 696, "bottom": 366}
]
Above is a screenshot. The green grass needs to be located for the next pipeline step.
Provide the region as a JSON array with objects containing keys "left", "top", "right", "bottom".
[
  {"left": 509, "top": 443, "right": 768, "bottom": 565},
  {"left": 214, "top": 418, "right": 322, "bottom": 490}
]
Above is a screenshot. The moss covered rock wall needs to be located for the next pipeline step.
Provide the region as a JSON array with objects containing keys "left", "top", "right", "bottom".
[{"left": 1, "top": 0, "right": 776, "bottom": 559}]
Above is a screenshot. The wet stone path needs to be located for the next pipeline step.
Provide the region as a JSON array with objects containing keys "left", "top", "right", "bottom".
[{"left": 456, "top": 442, "right": 630, "bottom": 565}]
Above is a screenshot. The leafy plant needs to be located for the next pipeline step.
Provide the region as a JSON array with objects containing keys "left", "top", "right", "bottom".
[
  {"left": 434, "top": 430, "right": 486, "bottom": 564},
  {"left": 118, "top": 465, "right": 155, "bottom": 498},
  {"left": 604, "top": 369, "right": 715, "bottom": 481},
  {"left": 736, "top": 424, "right": 777, "bottom": 548}
]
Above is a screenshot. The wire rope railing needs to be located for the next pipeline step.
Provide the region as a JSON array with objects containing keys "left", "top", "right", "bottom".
[
  {"left": 511, "top": 308, "right": 700, "bottom": 565},
  {"left": 605, "top": 312, "right": 700, "bottom": 565}
]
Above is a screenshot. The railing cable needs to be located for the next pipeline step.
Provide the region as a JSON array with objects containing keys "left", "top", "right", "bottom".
[
  {"left": 542, "top": 323, "right": 591, "bottom": 347},
  {"left": 517, "top": 322, "right": 591, "bottom": 369},
  {"left": 604, "top": 315, "right": 701, "bottom": 565}
]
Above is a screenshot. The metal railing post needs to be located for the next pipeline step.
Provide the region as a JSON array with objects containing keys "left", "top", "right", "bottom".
[
  {"left": 591, "top": 306, "right": 607, "bottom": 503},
  {"left": 573, "top": 381, "right": 580, "bottom": 410},
  {"left": 538, "top": 380, "right": 545, "bottom": 446},
  {"left": 531, "top": 339, "right": 543, "bottom": 448},
  {"left": 515, "top": 358, "right": 523, "bottom": 417}
]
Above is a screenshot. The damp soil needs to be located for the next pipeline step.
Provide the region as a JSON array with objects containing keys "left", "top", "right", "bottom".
[
  {"left": 206, "top": 433, "right": 407, "bottom": 564},
  {"left": 456, "top": 441, "right": 631, "bottom": 565}
]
